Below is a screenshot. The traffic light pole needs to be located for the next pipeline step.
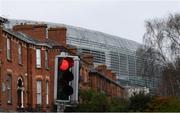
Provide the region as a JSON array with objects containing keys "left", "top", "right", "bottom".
[
  {"left": 54, "top": 52, "right": 80, "bottom": 111},
  {"left": 57, "top": 102, "right": 66, "bottom": 112}
]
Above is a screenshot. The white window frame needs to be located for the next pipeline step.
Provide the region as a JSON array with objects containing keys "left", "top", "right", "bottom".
[
  {"left": 46, "top": 81, "right": 49, "bottom": 105},
  {"left": 7, "top": 75, "right": 12, "bottom": 103},
  {"left": 36, "top": 49, "right": 41, "bottom": 68},
  {"left": 7, "top": 38, "right": 11, "bottom": 60},
  {"left": 36, "top": 80, "right": 42, "bottom": 105},
  {"left": 18, "top": 44, "right": 22, "bottom": 64}
]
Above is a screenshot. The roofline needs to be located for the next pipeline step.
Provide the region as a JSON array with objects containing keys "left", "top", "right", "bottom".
[
  {"left": 6, "top": 19, "right": 141, "bottom": 45},
  {"left": 3, "top": 28, "right": 52, "bottom": 48},
  {"left": 89, "top": 69, "right": 124, "bottom": 89}
]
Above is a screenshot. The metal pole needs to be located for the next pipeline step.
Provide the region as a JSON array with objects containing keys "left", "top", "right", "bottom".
[
  {"left": 57, "top": 104, "right": 61, "bottom": 112},
  {"left": 57, "top": 103, "right": 65, "bottom": 112},
  {"left": 21, "top": 88, "right": 24, "bottom": 108}
]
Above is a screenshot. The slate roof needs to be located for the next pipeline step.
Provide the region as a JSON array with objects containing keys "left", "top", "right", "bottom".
[{"left": 4, "top": 29, "right": 52, "bottom": 48}]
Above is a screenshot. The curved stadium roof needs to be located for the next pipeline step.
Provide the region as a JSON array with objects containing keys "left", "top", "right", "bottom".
[{"left": 6, "top": 19, "right": 141, "bottom": 51}]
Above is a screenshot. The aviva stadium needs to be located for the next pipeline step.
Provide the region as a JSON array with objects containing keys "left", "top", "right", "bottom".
[{"left": 6, "top": 19, "right": 158, "bottom": 94}]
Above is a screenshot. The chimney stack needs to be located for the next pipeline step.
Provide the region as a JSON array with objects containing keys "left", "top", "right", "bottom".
[
  {"left": 81, "top": 53, "right": 94, "bottom": 66},
  {"left": 48, "top": 27, "right": 67, "bottom": 46},
  {"left": 13, "top": 24, "right": 47, "bottom": 41}
]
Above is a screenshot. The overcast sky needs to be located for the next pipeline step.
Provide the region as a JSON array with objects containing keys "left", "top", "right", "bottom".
[{"left": 0, "top": 0, "right": 180, "bottom": 43}]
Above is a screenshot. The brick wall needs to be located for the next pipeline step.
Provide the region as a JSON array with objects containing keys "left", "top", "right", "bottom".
[
  {"left": 0, "top": 26, "right": 3, "bottom": 106},
  {"left": 89, "top": 72, "right": 124, "bottom": 97},
  {"left": 48, "top": 27, "right": 67, "bottom": 46},
  {"left": 11, "top": 24, "right": 66, "bottom": 111},
  {"left": 79, "top": 54, "right": 124, "bottom": 97},
  {"left": 88, "top": 65, "right": 124, "bottom": 97},
  {"left": 0, "top": 32, "right": 28, "bottom": 111},
  {"left": 0, "top": 25, "right": 59, "bottom": 111},
  {"left": 79, "top": 54, "right": 93, "bottom": 90}
]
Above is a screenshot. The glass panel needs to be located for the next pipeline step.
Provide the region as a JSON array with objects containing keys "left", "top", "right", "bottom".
[
  {"left": 36, "top": 49, "right": 41, "bottom": 68},
  {"left": 46, "top": 81, "right": 49, "bottom": 105},
  {"left": 7, "top": 38, "right": 11, "bottom": 60},
  {"left": 7, "top": 75, "right": 12, "bottom": 103},
  {"left": 37, "top": 81, "right": 42, "bottom": 104},
  {"left": 18, "top": 44, "right": 22, "bottom": 64}
]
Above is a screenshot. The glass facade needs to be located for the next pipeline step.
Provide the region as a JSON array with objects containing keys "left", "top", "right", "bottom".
[
  {"left": 62, "top": 25, "right": 161, "bottom": 95},
  {"left": 64, "top": 26, "right": 142, "bottom": 86}
]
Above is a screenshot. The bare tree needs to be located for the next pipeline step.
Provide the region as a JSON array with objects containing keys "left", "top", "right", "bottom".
[{"left": 143, "top": 13, "right": 180, "bottom": 96}]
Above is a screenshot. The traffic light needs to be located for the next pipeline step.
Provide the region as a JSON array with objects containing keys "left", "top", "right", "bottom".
[{"left": 54, "top": 54, "right": 79, "bottom": 103}]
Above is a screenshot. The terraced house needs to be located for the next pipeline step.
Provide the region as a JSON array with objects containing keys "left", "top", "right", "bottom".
[
  {"left": 0, "top": 17, "right": 124, "bottom": 111},
  {"left": 0, "top": 23, "right": 65, "bottom": 111}
]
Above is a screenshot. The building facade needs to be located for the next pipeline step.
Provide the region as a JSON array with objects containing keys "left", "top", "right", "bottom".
[
  {"left": 0, "top": 23, "right": 69, "bottom": 111},
  {"left": 0, "top": 18, "right": 124, "bottom": 111},
  {"left": 89, "top": 65, "right": 124, "bottom": 97},
  {"left": 55, "top": 23, "right": 159, "bottom": 95},
  {"left": 6, "top": 19, "right": 160, "bottom": 94},
  {"left": 79, "top": 54, "right": 124, "bottom": 97}
]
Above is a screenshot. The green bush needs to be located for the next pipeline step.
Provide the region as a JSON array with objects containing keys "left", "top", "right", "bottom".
[
  {"left": 109, "top": 97, "right": 128, "bottom": 112},
  {"left": 126, "top": 91, "right": 152, "bottom": 112},
  {"left": 147, "top": 96, "right": 180, "bottom": 112},
  {"left": 73, "top": 89, "right": 180, "bottom": 112},
  {"left": 75, "top": 89, "right": 110, "bottom": 112}
]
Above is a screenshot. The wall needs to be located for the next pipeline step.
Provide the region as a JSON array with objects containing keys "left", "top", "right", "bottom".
[
  {"left": 13, "top": 24, "right": 47, "bottom": 41},
  {"left": 0, "top": 22, "right": 125, "bottom": 111},
  {"left": 0, "top": 25, "right": 57, "bottom": 111},
  {"left": 0, "top": 31, "right": 28, "bottom": 111},
  {"left": 89, "top": 71, "right": 124, "bottom": 97}
]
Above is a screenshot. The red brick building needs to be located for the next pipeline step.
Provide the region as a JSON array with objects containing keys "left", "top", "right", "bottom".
[
  {"left": 79, "top": 54, "right": 124, "bottom": 97},
  {"left": 0, "top": 18, "right": 124, "bottom": 111},
  {"left": 89, "top": 65, "right": 124, "bottom": 97},
  {"left": 0, "top": 22, "right": 70, "bottom": 111}
]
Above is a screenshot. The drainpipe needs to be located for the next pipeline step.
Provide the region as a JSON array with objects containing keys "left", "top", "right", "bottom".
[
  {"left": 26, "top": 44, "right": 30, "bottom": 109},
  {"left": 0, "top": 59, "right": 1, "bottom": 104},
  {"left": 21, "top": 87, "right": 24, "bottom": 108}
]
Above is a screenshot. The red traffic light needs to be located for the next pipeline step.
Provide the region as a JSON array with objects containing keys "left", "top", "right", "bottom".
[
  {"left": 59, "top": 57, "right": 74, "bottom": 71},
  {"left": 60, "top": 59, "right": 69, "bottom": 71}
]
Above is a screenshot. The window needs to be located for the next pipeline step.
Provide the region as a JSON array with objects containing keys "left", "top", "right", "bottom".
[
  {"left": 36, "top": 49, "right": 41, "bottom": 68},
  {"left": 7, "top": 38, "right": 11, "bottom": 60},
  {"left": 36, "top": 81, "right": 42, "bottom": 105},
  {"left": 46, "top": 81, "right": 49, "bottom": 105},
  {"left": 18, "top": 44, "right": 22, "bottom": 64},
  {"left": 45, "top": 50, "right": 48, "bottom": 69},
  {"left": 7, "top": 74, "right": 12, "bottom": 103},
  {"left": 46, "top": 28, "right": 48, "bottom": 39}
]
